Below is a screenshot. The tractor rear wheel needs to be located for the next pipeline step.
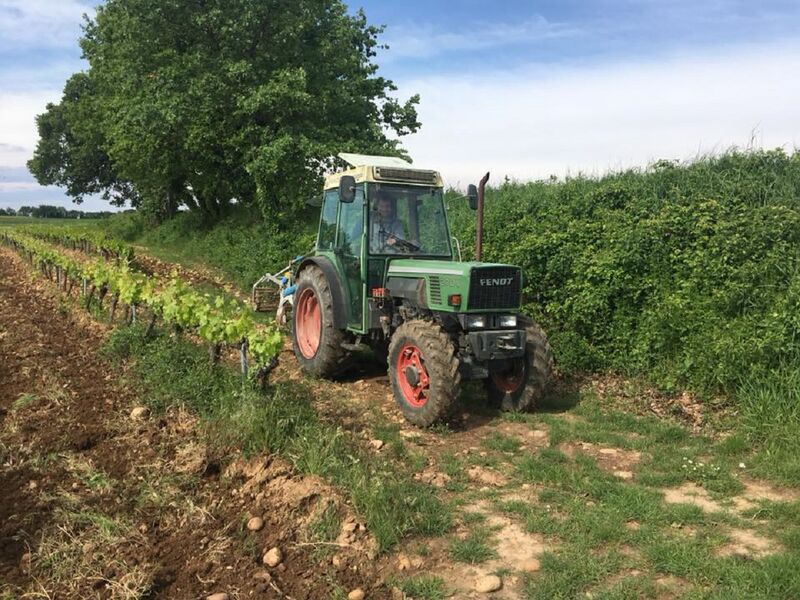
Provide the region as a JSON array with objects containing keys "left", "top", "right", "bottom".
[
  {"left": 486, "top": 317, "right": 554, "bottom": 412},
  {"left": 388, "top": 320, "right": 460, "bottom": 427},
  {"left": 291, "top": 265, "right": 349, "bottom": 378}
]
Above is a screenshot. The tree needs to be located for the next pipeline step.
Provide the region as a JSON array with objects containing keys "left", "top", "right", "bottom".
[
  {"left": 28, "top": 73, "right": 139, "bottom": 208},
  {"left": 68, "top": 0, "right": 420, "bottom": 221}
]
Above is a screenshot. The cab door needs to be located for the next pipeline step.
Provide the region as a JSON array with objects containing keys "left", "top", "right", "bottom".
[{"left": 335, "top": 185, "right": 365, "bottom": 331}]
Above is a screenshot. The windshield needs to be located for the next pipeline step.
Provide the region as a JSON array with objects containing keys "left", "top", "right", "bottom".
[{"left": 367, "top": 183, "right": 452, "bottom": 257}]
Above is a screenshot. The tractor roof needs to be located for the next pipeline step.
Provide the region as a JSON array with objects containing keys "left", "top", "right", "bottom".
[
  {"left": 324, "top": 153, "right": 444, "bottom": 190},
  {"left": 338, "top": 153, "right": 412, "bottom": 168}
]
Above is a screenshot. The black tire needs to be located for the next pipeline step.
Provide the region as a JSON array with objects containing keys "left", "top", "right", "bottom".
[
  {"left": 291, "top": 265, "right": 349, "bottom": 378},
  {"left": 486, "top": 317, "right": 554, "bottom": 412},
  {"left": 388, "top": 320, "right": 460, "bottom": 427}
]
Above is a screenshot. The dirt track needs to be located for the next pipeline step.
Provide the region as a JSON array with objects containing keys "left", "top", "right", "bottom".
[{"left": 0, "top": 249, "right": 384, "bottom": 599}]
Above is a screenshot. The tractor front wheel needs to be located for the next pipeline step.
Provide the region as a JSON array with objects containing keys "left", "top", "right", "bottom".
[
  {"left": 388, "top": 320, "right": 460, "bottom": 427},
  {"left": 291, "top": 265, "right": 349, "bottom": 378},
  {"left": 486, "top": 317, "right": 554, "bottom": 412}
]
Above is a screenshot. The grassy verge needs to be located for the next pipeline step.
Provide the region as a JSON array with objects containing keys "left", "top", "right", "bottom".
[
  {"left": 735, "top": 366, "right": 800, "bottom": 485},
  {"left": 101, "top": 324, "right": 451, "bottom": 550},
  {"left": 428, "top": 389, "right": 800, "bottom": 599}
]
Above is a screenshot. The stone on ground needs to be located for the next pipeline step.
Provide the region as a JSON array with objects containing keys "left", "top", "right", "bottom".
[
  {"left": 263, "top": 547, "right": 283, "bottom": 567},
  {"left": 475, "top": 574, "right": 502, "bottom": 593}
]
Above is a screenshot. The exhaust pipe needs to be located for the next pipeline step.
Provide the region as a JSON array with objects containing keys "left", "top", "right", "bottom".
[{"left": 475, "top": 172, "right": 490, "bottom": 261}]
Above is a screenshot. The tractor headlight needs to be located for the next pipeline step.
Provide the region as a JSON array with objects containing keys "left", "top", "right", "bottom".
[
  {"left": 498, "top": 315, "right": 517, "bottom": 328},
  {"left": 465, "top": 315, "right": 488, "bottom": 329}
]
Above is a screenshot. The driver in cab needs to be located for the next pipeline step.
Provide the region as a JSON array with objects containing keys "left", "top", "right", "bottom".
[{"left": 370, "top": 194, "right": 406, "bottom": 254}]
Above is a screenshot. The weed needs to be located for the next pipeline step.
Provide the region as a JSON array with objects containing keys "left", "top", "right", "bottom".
[
  {"left": 32, "top": 507, "right": 152, "bottom": 599},
  {"left": 83, "top": 470, "right": 113, "bottom": 491},
  {"left": 12, "top": 392, "right": 37, "bottom": 411}
]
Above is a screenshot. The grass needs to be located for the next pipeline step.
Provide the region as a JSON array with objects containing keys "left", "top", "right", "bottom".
[
  {"left": 304, "top": 503, "right": 342, "bottom": 561},
  {"left": 448, "top": 527, "right": 497, "bottom": 564},
  {"left": 101, "top": 324, "right": 451, "bottom": 551},
  {"left": 736, "top": 365, "right": 800, "bottom": 485},
  {"left": 482, "top": 431, "right": 522, "bottom": 453},
  {"left": 6, "top": 194, "right": 800, "bottom": 597},
  {"left": 433, "top": 387, "right": 800, "bottom": 600},
  {"left": 393, "top": 575, "right": 448, "bottom": 600}
]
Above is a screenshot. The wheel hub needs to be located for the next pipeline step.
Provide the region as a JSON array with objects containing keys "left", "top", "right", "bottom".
[
  {"left": 396, "top": 344, "right": 430, "bottom": 408},
  {"left": 404, "top": 365, "right": 420, "bottom": 387},
  {"left": 295, "top": 287, "right": 321, "bottom": 359}
]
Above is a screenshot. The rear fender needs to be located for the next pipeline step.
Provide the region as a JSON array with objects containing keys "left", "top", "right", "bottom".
[{"left": 296, "top": 257, "right": 347, "bottom": 329}]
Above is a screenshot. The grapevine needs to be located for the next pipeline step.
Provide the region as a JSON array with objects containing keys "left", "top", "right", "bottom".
[{"left": 0, "top": 230, "right": 282, "bottom": 374}]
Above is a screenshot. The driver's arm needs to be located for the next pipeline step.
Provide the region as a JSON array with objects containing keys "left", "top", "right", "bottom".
[{"left": 389, "top": 219, "right": 405, "bottom": 241}]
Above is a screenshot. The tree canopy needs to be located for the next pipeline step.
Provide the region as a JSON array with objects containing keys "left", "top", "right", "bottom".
[
  {"left": 28, "top": 72, "right": 138, "bottom": 208},
  {"left": 29, "top": 0, "right": 420, "bottom": 221}
]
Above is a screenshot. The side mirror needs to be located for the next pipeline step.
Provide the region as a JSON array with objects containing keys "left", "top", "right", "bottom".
[
  {"left": 339, "top": 175, "right": 356, "bottom": 203},
  {"left": 467, "top": 184, "right": 478, "bottom": 210}
]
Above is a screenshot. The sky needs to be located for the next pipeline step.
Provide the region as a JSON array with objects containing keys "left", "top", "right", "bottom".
[{"left": 1, "top": 1, "right": 800, "bottom": 210}]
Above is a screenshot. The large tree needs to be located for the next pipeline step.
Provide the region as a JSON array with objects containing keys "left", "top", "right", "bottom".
[{"left": 36, "top": 0, "right": 420, "bottom": 221}]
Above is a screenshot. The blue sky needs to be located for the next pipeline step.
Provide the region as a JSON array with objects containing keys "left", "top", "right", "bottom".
[{"left": 1, "top": 0, "right": 800, "bottom": 210}]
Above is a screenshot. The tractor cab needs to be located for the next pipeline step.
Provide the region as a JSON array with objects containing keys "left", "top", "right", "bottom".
[
  {"left": 315, "top": 154, "right": 455, "bottom": 334},
  {"left": 286, "top": 153, "right": 554, "bottom": 427}
]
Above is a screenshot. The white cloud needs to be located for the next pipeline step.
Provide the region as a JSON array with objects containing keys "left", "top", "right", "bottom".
[
  {"left": 0, "top": 181, "right": 47, "bottom": 192},
  {"left": 0, "top": 89, "right": 61, "bottom": 167},
  {"left": 382, "top": 16, "right": 581, "bottom": 60},
  {"left": 399, "top": 40, "right": 800, "bottom": 188},
  {"left": 0, "top": 0, "right": 93, "bottom": 48}
]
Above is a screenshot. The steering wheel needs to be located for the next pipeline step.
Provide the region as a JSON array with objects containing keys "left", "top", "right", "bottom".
[{"left": 390, "top": 235, "right": 421, "bottom": 253}]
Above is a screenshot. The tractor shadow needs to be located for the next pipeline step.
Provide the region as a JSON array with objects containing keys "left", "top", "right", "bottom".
[
  {"left": 452, "top": 377, "right": 582, "bottom": 432},
  {"left": 333, "top": 352, "right": 583, "bottom": 435}
]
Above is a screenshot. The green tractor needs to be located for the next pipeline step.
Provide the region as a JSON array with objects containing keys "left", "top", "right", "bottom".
[{"left": 290, "top": 154, "right": 553, "bottom": 427}]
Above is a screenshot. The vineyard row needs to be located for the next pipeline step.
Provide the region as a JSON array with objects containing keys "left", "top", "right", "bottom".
[
  {"left": 15, "top": 225, "right": 134, "bottom": 261},
  {"left": 0, "top": 231, "right": 282, "bottom": 378}
]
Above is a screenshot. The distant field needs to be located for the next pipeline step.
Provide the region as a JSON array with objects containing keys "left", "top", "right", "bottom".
[{"left": 0, "top": 216, "right": 95, "bottom": 227}]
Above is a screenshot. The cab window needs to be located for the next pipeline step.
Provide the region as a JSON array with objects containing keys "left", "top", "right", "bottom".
[{"left": 317, "top": 190, "right": 338, "bottom": 250}]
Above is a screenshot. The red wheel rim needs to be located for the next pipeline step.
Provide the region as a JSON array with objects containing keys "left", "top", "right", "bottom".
[
  {"left": 491, "top": 359, "right": 525, "bottom": 393},
  {"left": 396, "top": 344, "right": 430, "bottom": 408},
  {"left": 295, "top": 288, "right": 321, "bottom": 358}
]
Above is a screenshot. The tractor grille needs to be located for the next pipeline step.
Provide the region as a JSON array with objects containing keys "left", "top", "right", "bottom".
[
  {"left": 467, "top": 267, "right": 522, "bottom": 310},
  {"left": 428, "top": 276, "right": 442, "bottom": 304}
]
